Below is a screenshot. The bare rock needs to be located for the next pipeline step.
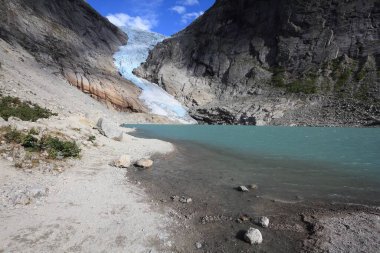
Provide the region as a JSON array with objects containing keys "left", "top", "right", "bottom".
[
  {"left": 96, "top": 118, "right": 124, "bottom": 140},
  {"left": 238, "top": 186, "right": 249, "bottom": 192},
  {"left": 179, "top": 196, "right": 192, "bottom": 203},
  {"left": 112, "top": 155, "right": 131, "bottom": 168},
  {"left": 254, "top": 216, "right": 270, "bottom": 228},
  {"left": 135, "top": 158, "right": 153, "bottom": 168},
  {"left": 244, "top": 228, "right": 263, "bottom": 245}
]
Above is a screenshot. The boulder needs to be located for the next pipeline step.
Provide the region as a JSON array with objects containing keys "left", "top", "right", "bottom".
[
  {"left": 254, "top": 216, "right": 270, "bottom": 228},
  {"left": 244, "top": 228, "right": 263, "bottom": 245},
  {"left": 113, "top": 155, "right": 131, "bottom": 168},
  {"left": 135, "top": 158, "right": 153, "bottom": 168},
  {"left": 96, "top": 118, "right": 125, "bottom": 140}
]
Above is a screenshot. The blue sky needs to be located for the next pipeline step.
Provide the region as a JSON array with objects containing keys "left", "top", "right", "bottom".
[{"left": 87, "top": 0, "right": 215, "bottom": 35}]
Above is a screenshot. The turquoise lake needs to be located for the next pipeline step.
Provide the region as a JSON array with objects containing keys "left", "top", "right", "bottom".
[{"left": 125, "top": 125, "right": 380, "bottom": 206}]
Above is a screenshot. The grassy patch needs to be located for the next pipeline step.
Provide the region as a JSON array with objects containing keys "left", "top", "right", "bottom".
[
  {"left": 0, "top": 127, "right": 80, "bottom": 159},
  {"left": 0, "top": 95, "right": 57, "bottom": 121}
]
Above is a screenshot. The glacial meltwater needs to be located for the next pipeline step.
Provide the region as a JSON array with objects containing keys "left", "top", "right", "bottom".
[{"left": 125, "top": 125, "right": 380, "bottom": 207}]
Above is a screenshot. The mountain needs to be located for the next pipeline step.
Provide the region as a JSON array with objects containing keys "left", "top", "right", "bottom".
[
  {"left": 0, "top": 0, "right": 146, "bottom": 112},
  {"left": 135, "top": 0, "right": 380, "bottom": 126}
]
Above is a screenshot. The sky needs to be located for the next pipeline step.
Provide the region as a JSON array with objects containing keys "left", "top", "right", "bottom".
[{"left": 87, "top": 0, "right": 215, "bottom": 35}]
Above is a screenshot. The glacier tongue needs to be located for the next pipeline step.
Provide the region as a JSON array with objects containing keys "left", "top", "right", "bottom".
[{"left": 114, "top": 26, "right": 196, "bottom": 124}]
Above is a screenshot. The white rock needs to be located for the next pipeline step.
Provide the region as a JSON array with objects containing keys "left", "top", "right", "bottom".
[
  {"left": 254, "top": 216, "right": 269, "bottom": 228},
  {"left": 244, "top": 228, "right": 263, "bottom": 245},
  {"left": 195, "top": 242, "right": 202, "bottom": 249},
  {"left": 96, "top": 118, "right": 124, "bottom": 140},
  {"left": 135, "top": 158, "right": 153, "bottom": 168},
  {"left": 238, "top": 186, "right": 249, "bottom": 192},
  {"left": 113, "top": 155, "right": 131, "bottom": 168},
  {"left": 179, "top": 196, "right": 192, "bottom": 203}
]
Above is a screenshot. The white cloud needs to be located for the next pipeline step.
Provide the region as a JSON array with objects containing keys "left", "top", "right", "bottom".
[
  {"left": 171, "top": 6, "right": 186, "bottom": 14},
  {"left": 181, "top": 11, "right": 204, "bottom": 24},
  {"left": 179, "top": 0, "right": 199, "bottom": 6},
  {"left": 106, "top": 13, "right": 155, "bottom": 31}
]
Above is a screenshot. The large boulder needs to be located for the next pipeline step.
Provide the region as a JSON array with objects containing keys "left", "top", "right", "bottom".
[
  {"left": 244, "top": 228, "right": 263, "bottom": 245},
  {"left": 96, "top": 118, "right": 125, "bottom": 140}
]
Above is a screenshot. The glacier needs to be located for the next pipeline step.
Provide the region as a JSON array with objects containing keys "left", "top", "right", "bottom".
[{"left": 114, "top": 26, "right": 196, "bottom": 124}]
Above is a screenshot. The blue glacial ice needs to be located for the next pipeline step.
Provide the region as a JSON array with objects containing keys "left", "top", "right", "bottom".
[{"left": 114, "top": 26, "right": 196, "bottom": 124}]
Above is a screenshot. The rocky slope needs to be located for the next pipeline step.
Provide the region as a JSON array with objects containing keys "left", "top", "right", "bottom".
[
  {"left": 135, "top": 0, "right": 380, "bottom": 126},
  {"left": 0, "top": 0, "right": 146, "bottom": 112}
]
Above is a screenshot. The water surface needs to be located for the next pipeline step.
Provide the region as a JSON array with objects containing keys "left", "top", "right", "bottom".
[{"left": 125, "top": 125, "right": 380, "bottom": 206}]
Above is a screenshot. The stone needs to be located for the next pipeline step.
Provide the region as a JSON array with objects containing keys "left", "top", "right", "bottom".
[
  {"left": 171, "top": 195, "right": 180, "bottom": 201},
  {"left": 244, "top": 228, "right": 263, "bottom": 245},
  {"left": 0, "top": 117, "right": 5, "bottom": 124},
  {"left": 8, "top": 116, "right": 22, "bottom": 122},
  {"left": 254, "top": 216, "right": 269, "bottom": 228},
  {"left": 113, "top": 155, "right": 131, "bottom": 168},
  {"left": 135, "top": 158, "right": 153, "bottom": 168},
  {"left": 248, "top": 184, "right": 258, "bottom": 190},
  {"left": 96, "top": 118, "right": 125, "bottom": 140},
  {"left": 179, "top": 196, "right": 192, "bottom": 203},
  {"left": 195, "top": 242, "right": 203, "bottom": 249},
  {"left": 238, "top": 186, "right": 249, "bottom": 192}
]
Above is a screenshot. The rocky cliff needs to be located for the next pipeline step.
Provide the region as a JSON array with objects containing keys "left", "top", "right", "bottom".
[
  {"left": 0, "top": 0, "right": 146, "bottom": 112},
  {"left": 135, "top": 0, "right": 380, "bottom": 126}
]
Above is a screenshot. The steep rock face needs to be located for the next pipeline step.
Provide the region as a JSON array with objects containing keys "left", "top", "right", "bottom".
[
  {"left": 0, "top": 0, "right": 146, "bottom": 112},
  {"left": 135, "top": 0, "right": 380, "bottom": 126}
]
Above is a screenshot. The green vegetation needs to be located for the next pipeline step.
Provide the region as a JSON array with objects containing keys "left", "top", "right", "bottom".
[
  {"left": 0, "top": 95, "right": 57, "bottom": 121},
  {"left": 87, "top": 135, "right": 96, "bottom": 143},
  {"left": 271, "top": 67, "right": 286, "bottom": 88},
  {"left": 1, "top": 126, "right": 80, "bottom": 159},
  {"left": 40, "top": 136, "right": 81, "bottom": 159},
  {"left": 270, "top": 67, "right": 317, "bottom": 94},
  {"left": 287, "top": 79, "right": 317, "bottom": 94}
]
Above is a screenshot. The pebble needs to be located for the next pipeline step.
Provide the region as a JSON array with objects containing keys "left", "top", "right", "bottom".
[
  {"left": 248, "top": 184, "right": 258, "bottom": 190},
  {"left": 179, "top": 196, "right": 192, "bottom": 203},
  {"left": 195, "top": 242, "right": 202, "bottom": 249},
  {"left": 238, "top": 186, "right": 249, "bottom": 192}
]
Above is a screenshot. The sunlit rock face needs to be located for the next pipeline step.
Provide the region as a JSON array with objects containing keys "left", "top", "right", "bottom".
[
  {"left": 0, "top": 0, "right": 147, "bottom": 112},
  {"left": 114, "top": 27, "right": 196, "bottom": 124},
  {"left": 135, "top": 0, "right": 380, "bottom": 126}
]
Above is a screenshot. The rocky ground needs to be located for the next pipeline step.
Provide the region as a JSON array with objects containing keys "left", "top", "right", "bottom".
[{"left": 0, "top": 115, "right": 179, "bottom": 252}]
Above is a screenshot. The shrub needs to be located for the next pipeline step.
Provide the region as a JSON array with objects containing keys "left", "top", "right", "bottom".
[
  {"left": 1, "top": 127, "right": 80, "bottom": 159},
  {"left": 40, "top": 136, "right": 81, "bottom": 159},
  {"left": 4, "top": 127, "right": 25, "bottom": 143},
  {"left": 0, "top": 95, "right": 57, "bottom": 121},
  {"left": 22, "top": 134, "right": 40, "bottom": 151}
]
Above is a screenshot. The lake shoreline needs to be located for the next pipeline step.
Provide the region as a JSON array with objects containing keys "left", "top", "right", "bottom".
[
  {"left": 127, "top": 151, "right": 380, "bottom": 252},
  {"left": 124, "top": 128, "right": 380, "bottom": 252}
]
